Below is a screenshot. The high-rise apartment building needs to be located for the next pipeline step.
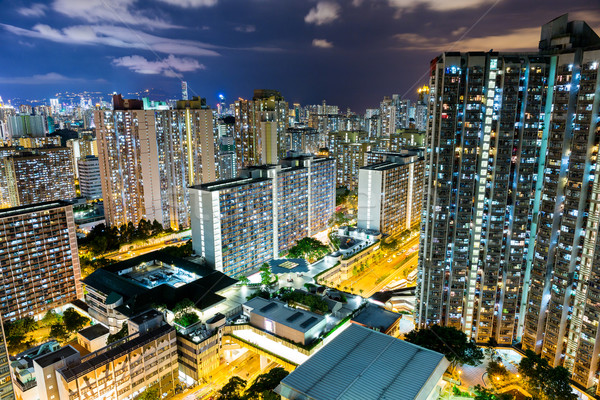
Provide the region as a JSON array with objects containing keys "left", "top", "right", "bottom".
[
  {"left": 190, "top": 156, "right": 335, "bottom": 276},
  {"left": 519, "top": 18, "right": 600, "bottom": 392},
  {"left": 0, "top": 201, "right": 82, "bottom": 321},
  {"left": 96, "top": 95, "right": 216, "bottom": 229},
  {"left": 417, "top": 16, "right": 600, "bottom": 385},
  {"left": 3, "top": 147, "right": 76, "bottom": 207},
  {"left": 416, "top": 48, "right": 551, "bottom": 343},
  {"left": 233, "top": 90, "right": 288, "bottom": 169},
  {"left": 77, "top": 155, "right": 102, "bottom": 200},
  {"left": 6, "top": 115, "right": 46, "bottom": 138},
  {"left": 335, "top": 142, "right": 372, "bottom": 191},
  {"left": 358, "top": 153, "right": 424, "bottom": 237}
]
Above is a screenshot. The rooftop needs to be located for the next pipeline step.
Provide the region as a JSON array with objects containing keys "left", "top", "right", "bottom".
[
  {"left": 78, "top": 324, "right": 110, "bottom": 341},
  {"left": 245, "top": 297, "right": 325, "bottom": 333},
  {"left": 191, "top": 176, "right": 271, "bottom": 192},
  {"left": 351, "top": 304, "right": 402, "bottom": 332},
  {"left": 278, "top": 324, "right": 448, "bottom": 400},
  {"left": 0, "top": 200, "right": 72, "bottom": 219},
  {"left": 83, "top": 250, "right": 237, "bottom": 316},
  {"left": 34, "top": 345, "right": 79, "bottom": 369},
  {"left": 58, "top": 324, "right": 173, "bottom": 382}
]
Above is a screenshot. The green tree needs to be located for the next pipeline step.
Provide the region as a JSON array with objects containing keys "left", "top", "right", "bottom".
[
  {"left": 245, "top": 367, "right": 289, "bottom": 399},
  {"left": 487, "top": 360, "right": 509, "bottom": 384},
  {"left": 238, "top": 275, "right": 250, "bottom": 286},
  {"left": 41, "top": 310, "right": 62, "bottom": 327},
  {"left": 404, "top": 325, "right": 484, "bottom": 370},
  {"left": 151, "top": 220, "right": 164, "bottom": 236},
  {"left": 63, "top": 308, "right": 90, "bottom": 332},
  {"left": 136, "top": 387, "right": 160, "bottom": 400},
  {"left": 50, "top": 324, "right": 69, "bottom": 341},
  {"left": 518, "top": 350, "right": 576, "bottom": 400},
  {"left": 173, "top": 298, "right": 195, "bottom": 316},
  {"left": 217, "top": 376, "right": 246, "bottom": 400},
  {"left": 473, "top": 385, "right": 513, "bottom": 400},
  {"left": 107, "top": 323, "right": 129, "bottom": 345},
  {"left": 260, "top": 264, "right": 273, "bottom": 286}
]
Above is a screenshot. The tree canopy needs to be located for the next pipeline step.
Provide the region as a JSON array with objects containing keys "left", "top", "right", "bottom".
[
  {"left": 63, "top": 308, "right": 90, "bottom": 333},
  {"left": 287, "top": 237, "right": 329, "bottom": 262},
  {"left": 518, "top": 350, "right": 576, "bottom": 400},
  {"left": 404, "top": 325, "right": 484, "bottom": 368}
]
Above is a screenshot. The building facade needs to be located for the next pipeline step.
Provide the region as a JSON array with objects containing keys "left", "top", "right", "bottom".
[
  {"left": 191, "top": 156, "right": 335, "bottom": 276},
  {"left": 95, "top": 95, "right": 216, "bottom": 229},
  {"left": 0, "top": 201, "right": 82, "bottom": 321},
  {"left": 56, "top": 324, "right": 178, "bottom": 400},
  {"left": 3, "top": 147, "right": 76, "bottom": 207},
  {"left": 77, "top": 155, "right": 102, "bottom": 200},
  {"left": 417, "top": 15, "right": 600, "bottom": 390},
  {"left": 358, "top": 153, "right": 424, "bottom": 237}
]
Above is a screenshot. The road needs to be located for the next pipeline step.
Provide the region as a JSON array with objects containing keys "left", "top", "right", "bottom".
[
  {"left": 336, "top": 234, "right": 420, "bottom": 298},
  {"left": 172, "top": 351, "right": 275, "bottom": 400}
]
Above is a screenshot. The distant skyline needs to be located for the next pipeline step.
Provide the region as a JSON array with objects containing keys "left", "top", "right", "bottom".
[{"left": 0, "top": 0, "right": 599, "bottom": 111}]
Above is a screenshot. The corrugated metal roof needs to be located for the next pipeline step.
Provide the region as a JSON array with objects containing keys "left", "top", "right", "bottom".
[{"left": 280, "top": 324, "right": 447, "bottom": 400}]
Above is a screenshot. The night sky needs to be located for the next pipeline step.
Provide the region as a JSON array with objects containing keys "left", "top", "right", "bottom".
[{"left": 1, "top": 0, "right": 599, "bottom": 111}]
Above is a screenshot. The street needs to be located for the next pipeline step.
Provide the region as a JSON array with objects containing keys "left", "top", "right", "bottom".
[{"left": 336, "top": 235, "right": 419, "bottom": 298}]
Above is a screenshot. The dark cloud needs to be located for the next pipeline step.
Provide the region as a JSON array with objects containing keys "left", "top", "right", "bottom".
[{"left": 0, "top": 0, "right": 598, "bottom": 111}]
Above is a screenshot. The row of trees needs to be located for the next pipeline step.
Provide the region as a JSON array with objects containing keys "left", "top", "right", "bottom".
[
  {"left": 217, "top": 367, "right": 289, "bottom": 400},
  {"left": 79, "top": 219, "right": 166, "bottom": 255}
]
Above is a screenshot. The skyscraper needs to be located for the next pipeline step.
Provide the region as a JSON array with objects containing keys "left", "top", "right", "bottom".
[
  {"left": 233, "top": 90, "right": 288, "bottom": 169},
  {"left": 77, "top": 155, "right": 102, "bottom": 200},
  {"left": 417, "top": 16, "right": 600, "bottom": 379},
  {"left": 416, "top": 46, "right": 551, "bottom": 343},
  {"left": 96, "top": 95, "right": 216, "bottom": 229},
  {"left": 0, "top": 201, "right": 82, "bottom": 321}
]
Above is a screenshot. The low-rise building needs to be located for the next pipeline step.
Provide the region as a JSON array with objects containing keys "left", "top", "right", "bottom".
[
  {"left": 351, "top": 304, "right": 402, "bottom": 337},
  {"left": 277, "top": 324, "right": 449, "bottom": 400},
  {"left": 243, "top": 297, "right": 327, "bottom": 346},
  {"left": 56, "top": 323, "right": 178, "bottom": 400},
  {"left": 77, "top": 324, "right": 110, "bottom": 353},
  {"left": 82, "top": 251, "right": 237, "bottom": 333}
]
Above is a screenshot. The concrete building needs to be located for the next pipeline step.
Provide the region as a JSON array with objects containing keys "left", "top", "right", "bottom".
[
  {"left": 77, "top": 324, "right": 110, "bottom": 353},
  {"left": 56, "top": 323, "right": 178, "bottom": 400},
  {"left": 234, "top": 90, "right": 288, "bottom": 169},
  {"left": 0, "top": 201, "right": 82, "bottom": 321},
  {"left": 358, "top": 153, "right": 424, "bottom": 237},
  {"left": 96, "top": 94, "right": 216, "bottom": 229},
  {"left": 416, "top": 14, "right": 600, "bottom": 391},
  {"left": 190, "top": 156, "right": 335, "bottom": 276},
  {"left": 243, "top": 297, "right": 327, "bottom": 346},
  {"left": 334, "top": 142, "right": 372, "bottom": 191},
  {"left": 6, "top": 115, "right": 46, "bottom": 138},
  {"left": 351, "top": 304, "right": 402, "bottom": 337},
  {"left": 276, "top": 324, "right": 449, "bottom": 400},
  {"left": 82, "top": 251, "right": 236, "bottom": 333},
  {"left": 77, "top": 155, "right": 102, "bottom": 200},
  {"left": 191, "top": 176, "right": 274, "bottom": 277},
  {"left": 3, "top": 147, "right": 76, "bottom": 207},
  {"left": 417, "top": 46, "right": 551, "bottom": 342}
]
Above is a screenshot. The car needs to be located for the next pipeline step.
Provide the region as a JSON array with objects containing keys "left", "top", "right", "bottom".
[
  {"left": 287, "top": 278, "right": 294, "bottom": 282},
  {"left": 387, "top": 259, "right": 392, "bottom": 263}
]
